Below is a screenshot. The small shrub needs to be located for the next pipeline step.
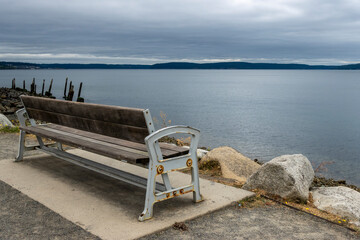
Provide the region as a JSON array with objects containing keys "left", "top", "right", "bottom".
[{"left": 0, "top": 125, "right": 19, "bottom": 133}]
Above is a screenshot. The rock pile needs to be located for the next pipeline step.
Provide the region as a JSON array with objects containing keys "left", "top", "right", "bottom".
[{"left": 0, "top": 88, "right": 28, "bottom": 114}]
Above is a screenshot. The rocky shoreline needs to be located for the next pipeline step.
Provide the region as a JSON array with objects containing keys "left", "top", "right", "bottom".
[{"left": 0, "top": 87, "right": 28, "bottom": 114}]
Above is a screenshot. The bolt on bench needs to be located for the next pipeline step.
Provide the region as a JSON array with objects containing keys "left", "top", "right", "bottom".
[{"left": 15, "top": 96, "right": 202, "bottom": 221}]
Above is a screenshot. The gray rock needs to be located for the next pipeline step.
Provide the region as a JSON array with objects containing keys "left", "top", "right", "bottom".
[
  {"left": 199, "top": 146, "right": 261, "bottom": 183},
  {"left": 197, "top": 149, "right": 208, "bottom": 159},
  {"left": 311, "top": 186, "right": 360, "bottom": 226},
  {"left": 0, "top": 113, "right": 14, "bottom": 127},
  {"left": 243, "top": 154, "right": 314, "bottom": 201},
  {"left": 0, "top": 104, "right": 5, "bottom": 112},
  {"left": 1, "top": 100, "right": 11, "bottom": 107},
  {"left": 7, "top": 107, "right": 17, "bottom": 113}
]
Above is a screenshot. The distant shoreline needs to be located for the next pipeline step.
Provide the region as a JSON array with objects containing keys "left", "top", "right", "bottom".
[{"left": 1, "top": 61, "right": 360, "bottom": 70}]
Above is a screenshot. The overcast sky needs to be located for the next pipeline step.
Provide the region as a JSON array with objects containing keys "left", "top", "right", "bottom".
[{"left": 0, "top": 0, "right": 359, "bottom": 65}]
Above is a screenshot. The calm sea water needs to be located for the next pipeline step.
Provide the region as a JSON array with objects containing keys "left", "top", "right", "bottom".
[{"left": 1, "top": 69, "right": 359, "bottom": 185}]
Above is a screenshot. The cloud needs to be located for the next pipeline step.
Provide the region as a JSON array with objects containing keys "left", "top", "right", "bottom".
[{"left": 0, "top": 0, "right": 359, "bottom": 64}]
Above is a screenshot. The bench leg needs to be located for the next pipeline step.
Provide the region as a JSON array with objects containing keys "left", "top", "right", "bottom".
[
  {"left": 139, "top": 167, "right": 157, "bottom": 221},
  {"left": 161, "top": 173, "right": 172, "bottom": 190},
  {"left": 15, "top": 130, "right": 26, "bottom": 162},
  {"left": 191, "top": 161, "right": 203, "bottom": 202}
]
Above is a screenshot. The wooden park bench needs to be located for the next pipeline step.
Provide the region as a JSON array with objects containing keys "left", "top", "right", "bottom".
[{"left": 15, "top": 96, "right": 202, "bottom": 221}]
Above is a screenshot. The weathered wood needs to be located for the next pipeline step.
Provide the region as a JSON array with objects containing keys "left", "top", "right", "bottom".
[
  {"left": 20, "top": 96, "right": 189, "bottom": 161},
  {"left": 20, "top": 125, "right": 146, "bottom": 163},
  {"left": 46, "top": 124, "right": 188, "bottom": 158},
  {"left": 23, "top": 80, "right": 26, "bottom": 91},
  {"left": 21, "top": 96, "right": 147, "bottom": 128},
  {"left": 68, "top": 84, "right": 74, "bottom": 101},
  {"left": 78, "top": 82, "right": 82, "bottom": 98},
  {"left": 41, "top": 79, "right": 45, "bottom": 96},
  {"left": 24, "top": 107, "right": 149, "bottom": 143},
  {"left": 30, "top": 78, "right": 35, "bottom": 93},
  {"left": 66, "top": 81, "right": 73, "bottom": 100},
  {"left": 64, "top": 77, "right": 68, "bottom": 99},
  {"left": 77, "top": 82, "right": 84, "bottom": 102},
  {"left": 45, "top": 79, "right": 53, "bottom": 97}
]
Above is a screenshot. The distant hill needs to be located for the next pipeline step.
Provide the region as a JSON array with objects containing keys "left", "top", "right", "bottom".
[
  {"left": 151, "top": 62, "right": 360, "bottom": 69},
  {"left": 1, "top": 61, "right": 360, "bottom": 70}
]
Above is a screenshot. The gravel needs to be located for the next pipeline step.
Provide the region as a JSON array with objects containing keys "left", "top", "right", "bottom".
[{"left": 140, "top": 205, "right": 359, "bottom": 240}]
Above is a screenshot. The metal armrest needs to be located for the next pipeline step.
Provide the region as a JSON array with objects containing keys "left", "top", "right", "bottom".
[
  {"left": 145, "top": 125, "right": 200, "bottom": 144},
  {"left": 15, "top": 108, "right": 27, "bottom": 126},
  {"left": 145, "top": 125, "right": 200, "bottom": 163}
]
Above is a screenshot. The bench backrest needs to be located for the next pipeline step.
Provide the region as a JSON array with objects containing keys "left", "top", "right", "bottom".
[{"left": 21, "top": 96, "right": 152, "bottom": 143}]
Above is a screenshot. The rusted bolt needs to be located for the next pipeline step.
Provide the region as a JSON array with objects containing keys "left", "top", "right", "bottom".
[
  {"left": 173, "top": 191, "right": 177, "bottom": 196},
  {"left": 157, "top": 165, "right": 164, "bottom": 174},
  {"left": 180, "top": 189, "right": 184, "bottom": 194},
  {"left": 186, "top": 158, "right": 193, "bottom": 167},
  {"left": 166, "top": 193, "right": 170, "bottom": 198}
]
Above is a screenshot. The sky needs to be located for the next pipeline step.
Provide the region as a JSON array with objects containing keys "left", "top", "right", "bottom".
[{"left": 0, "top": 0, "right": 360, "bottom": 65}]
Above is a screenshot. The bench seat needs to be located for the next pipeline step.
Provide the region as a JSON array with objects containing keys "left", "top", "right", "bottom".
[{"left": 20, "top": 123, "right": 189, "bottom": 164}]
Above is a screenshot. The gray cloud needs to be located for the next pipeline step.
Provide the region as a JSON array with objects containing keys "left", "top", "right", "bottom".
[{"left": 0, "top": 0, "right": 359, "bottom": 64}]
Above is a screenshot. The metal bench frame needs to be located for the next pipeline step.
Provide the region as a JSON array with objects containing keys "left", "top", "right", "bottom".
[{"left": 15, "top": 106, "right": 202, "bottom": 221}]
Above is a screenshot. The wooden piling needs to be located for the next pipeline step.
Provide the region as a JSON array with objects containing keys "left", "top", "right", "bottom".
[
  {"left": 78, "top": 82, "right": 82, "bottom": 98},
  {"left": 64, "top": 77, "right": 68, "bottom": 99},
  {"left": 68, "top": 81, "right": 72, "bottom": 94},
  {"left": 30, "top": 78, "right": 35, "bottom": 94},
  {"left": 12, "top": 78, "right": 16, "bottom": 89},
  {"left": 23, "top": 80, "right": 26, "bottom": 91},
  {"left": 41, "top": 79, "right": 45, "bottom": 96},
  {"left": 68, "top": 85, "right": 74, "bottom": 101},
  {"left": 77, "top": 82, "right": 84, "bottom": 102},
  {"left": 45, "top": 78, "right": 53, "bottom": 97}
]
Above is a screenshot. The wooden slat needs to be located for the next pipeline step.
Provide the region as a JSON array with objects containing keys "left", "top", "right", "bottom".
[
  {"left": 21, "top": 96, "right": 147, "bottom": 128},
  {"left": 41, "top": 126, "right": 149, "bottom": 157},
  {"left": 45, "top": 124, "right": 184, "bottom": 157},
  {"left": 20, "top": 125, "right": 146, "bottom": 163},
  {"left": 25, "top": 108, "right": 148, "bottom": 143}
]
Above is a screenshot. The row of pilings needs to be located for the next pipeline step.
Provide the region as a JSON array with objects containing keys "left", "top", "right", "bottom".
[{"left": 11, "top": 77, "right": 84, "bottom": 102}]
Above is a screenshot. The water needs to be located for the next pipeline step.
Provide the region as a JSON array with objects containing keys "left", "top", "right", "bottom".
[{"left": 1, "top": 69, "right": 359, "bottom": 185}]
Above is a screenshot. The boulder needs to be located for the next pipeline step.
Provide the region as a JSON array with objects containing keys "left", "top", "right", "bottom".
[
  {"left": 243, "top": 154, "right": 314, "bottom": 201},
  {"left": 0, "top": 113, "right": 14, "bottom": 127},
  {"left": 311, "top": 186, "right": 360, "bottom": 226},
  {"left": 199, "top": 146, "right": 261, "bottom": 183}
]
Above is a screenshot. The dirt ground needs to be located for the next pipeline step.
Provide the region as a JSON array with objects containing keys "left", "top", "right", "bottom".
[{"left": 0, "top": 133, "right": 359, "bottom": 240}]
